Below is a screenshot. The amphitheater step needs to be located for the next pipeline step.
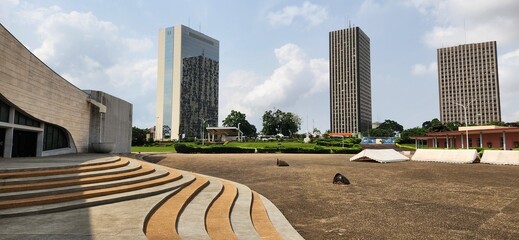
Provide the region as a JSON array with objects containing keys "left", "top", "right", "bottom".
[
  {"left": 144, "top": 174, "right": 209, "bottom": 240},
  {"left": 205, "top": 180, "right": 239, "bottom": 240},
  {"left": 1, "top": 160, "right": 142, "bottom": 185},
  {"left": 0, "top": 155, "right": 303, "bottom": 239},
  {"left": 0, "top": 172, "right": 195, "bottom": 218},
  {"left": 0, "top": 157, "right": 129, "bottom": 179},
  {"left": 144, "top": 172, "right": 302, "bottom": 240},
  {"left": 0, "top": 161, "right": 154, "bottom": 193},
  {"left": 0, "top": 159, "right": 182, "bottom": 209},
  {"left": 0, "top": 165, "right": 167, "bottom": 200},
  {"left": 177, "top": 176, "right": 224, "bottom": 240}
]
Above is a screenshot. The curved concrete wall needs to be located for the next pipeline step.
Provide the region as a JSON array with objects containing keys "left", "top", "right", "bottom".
[{"left": 1, "top": 24, "right": 95, "bottom": 153}]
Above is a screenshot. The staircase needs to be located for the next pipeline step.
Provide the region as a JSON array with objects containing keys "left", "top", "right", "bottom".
[{"left": 0, "top": 155, "right": 302, "bottom": 239}]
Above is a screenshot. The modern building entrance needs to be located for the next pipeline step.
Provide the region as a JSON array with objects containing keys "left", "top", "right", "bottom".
[
  {"left": 0, "top": 128, "right": 5, "bottom": 157},
  {"left": 12, "top": 130, "right": 37, "bottom": 157}
]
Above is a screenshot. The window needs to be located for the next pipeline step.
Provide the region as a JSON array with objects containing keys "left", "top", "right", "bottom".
[
  {"left": 14, "top": 111, "right": 40, "bottom": 127},
  {"left": 43, "top": 124, "right": 69, "bottom": 151},
  {"left": 0, "top": 100, "right": 9, "bottom": 122}
]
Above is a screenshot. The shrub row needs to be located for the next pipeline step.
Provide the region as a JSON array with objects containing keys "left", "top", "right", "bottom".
[
  {"left": 174, "top": 143, "right": 362, "bottom": 154},
  {"left": 174, "top": 144, "right": 255, "bottom": 153},
  {"left": 332, "top": 148, "right": 363, "bottom": 154},
  {"left": 256, "top": 147, "right": 331, "bottom": 154}
]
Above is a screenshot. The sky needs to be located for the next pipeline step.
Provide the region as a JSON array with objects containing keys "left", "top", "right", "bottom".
[{"left": 1, "top": 0, "right": 519, "bottom": 133}]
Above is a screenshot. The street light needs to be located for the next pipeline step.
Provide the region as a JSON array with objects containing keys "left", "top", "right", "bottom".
[
  {"left": 237, "top": 123, "right": 241, "bottom": 142},
  {"left": 456, "top": 98, "right": 477, "bottom": 149},
  {"left": 200, "top": 118, "right": 206, "bottom": 145}
]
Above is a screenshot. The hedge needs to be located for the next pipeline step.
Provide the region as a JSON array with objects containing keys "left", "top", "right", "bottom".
[
  {"left": 174, "top": 143, "right": 362, "bottom": 154},
  {"left": 174, "top": 144, "right": 255, "bottom": 153},
  {"left": 332, "top": 148, "right": 363, "bottom": 154}
]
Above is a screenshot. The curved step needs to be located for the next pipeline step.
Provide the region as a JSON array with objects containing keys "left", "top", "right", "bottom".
[
  {"left": 251, "top": 191, "right": 284, "bottom": 240},
  {"left": 177, "top": 176, "right": 223, "bottom": 240},
  {"left": 2, "top": 160, "right": 142, "bottom": 185},
  {"left": 0, "top": 167, "right": 167, "bottom": 200},
  {"left": 144, "top": 174, "right": 209, "bottom": 240},
  {"left": 0, "top": 172, "right": 195, "bottom": 218},
  {"left": 0, "top": 158, "right": 129, "bottom": 179},
  {"left": 0, "top": 156, "right": 120, "bottom": 173},
  {"left": 260, "top": 194, "right": 305, "bottom": 240},
  {"left": 205, "top": 180, "right": 239, "bottom": 240},
  {"left": 0, "top": 161, "right": 154, "bottom": 193},
  {"left": 0, "top": 162, "right": 182, "bottom": 210},
  {"left": 231, "top": 183, "right": 262, "bottom": 240}
]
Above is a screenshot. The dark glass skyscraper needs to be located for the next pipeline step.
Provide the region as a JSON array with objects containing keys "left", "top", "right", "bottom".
[
  {"left": 155, "top": 25, "right": 219, "bottom": 140},
  {"left": 329, "top": 26, "right": 372, "bottom": 134}
]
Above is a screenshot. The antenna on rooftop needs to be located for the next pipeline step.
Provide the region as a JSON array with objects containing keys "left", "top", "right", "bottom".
[{"left": 463, "top": 19, "right": 467, "bottom": 44}]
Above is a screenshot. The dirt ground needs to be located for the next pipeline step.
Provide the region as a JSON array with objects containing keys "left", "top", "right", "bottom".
[{"left": 144, "top": 153, "right": 519, "bottom": 240}]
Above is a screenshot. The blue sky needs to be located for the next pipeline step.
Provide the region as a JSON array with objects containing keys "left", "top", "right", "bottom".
[{"left": 2, "top": 0, "right": 519, "bottom": 133}]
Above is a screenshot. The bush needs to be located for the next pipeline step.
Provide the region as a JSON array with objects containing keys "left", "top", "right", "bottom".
[
  {"left": 332, "top": 148, "right": 363, "bottom": 154},
  {"left": 174, "top": 144, "right": 254, "bottom": 153}
]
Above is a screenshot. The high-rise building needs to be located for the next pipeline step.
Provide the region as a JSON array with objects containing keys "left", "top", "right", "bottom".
[
  {"left": 329, "top": 26, "right": 372, "bottom": 134},
  {"left": 155, "top": 25, "right": 219, "bottom": 141},
  {"left": 438, "top": 41, "right": 501, "bottom": 125}
]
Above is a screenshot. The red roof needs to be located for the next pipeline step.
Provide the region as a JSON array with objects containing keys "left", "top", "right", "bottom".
[{"left": 328, "top": 132, "right": 353, "bottom": 137}]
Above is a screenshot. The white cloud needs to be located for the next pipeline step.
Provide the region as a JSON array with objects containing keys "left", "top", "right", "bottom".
[
  {"left": 12, "top": 5, "right": 157, "bottom": 128},
  {"left": 267, "top": 1, "right": 328, "bottom": 27},
  {"left": 411, "top": 62, "right": 437, "bottom": 75},
  {"left": 498, "top": 49, "right": 519, "bottom": 122},
  {"left": 0, "top": 0, "right": 19, "bottom": 21},
  {"left": 402, "top": 0, "right": 519, "bottom": 48},
  {"left": 221, "top": 43, "right": 328, "bottom": 122}
]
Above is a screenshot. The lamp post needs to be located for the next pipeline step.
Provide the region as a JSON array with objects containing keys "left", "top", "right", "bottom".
[
  {"left": 237, "top": 123, "right": 241, "bottom": 142},
  {"left": 456, "top": 103, "right": 469, "bottom": 149},
  {"left": 200, "top": 118, "right": 206, "bottom": 145},
  {"left": 456, "top": 99, "right": 477, "bottom": 149}
]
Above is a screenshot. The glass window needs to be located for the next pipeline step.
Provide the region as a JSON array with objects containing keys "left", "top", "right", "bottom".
[
  {"left": 0, "top": 100, "right": 9, "bottom": 122},
  {"left": 43, "top": 124, "right": 69, "bottom": 151},
  {"left": 14, "top": 111, "right": 40, "bottom": 127}
]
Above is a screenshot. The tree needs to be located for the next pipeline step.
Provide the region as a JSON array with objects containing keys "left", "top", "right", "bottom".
[
  {"left": 378, "top": 119, "right": 404, "bottom": 133},
  {"left": 222, "top": 110, "right": 257, "bottom": 136},
  {"left": 261, "top": 108, "right": 301, "bottom": 136},
  {"left": 366, "top": 128, "right": 393, "bottom": 137},
  {"left": 422, "top": 118, "right": 447, "bottom": 132},
  {"left": 132, "top": 127, "right": 149, "bottom": 146},
  {"left": 398, "top": 127, "right": 428, "bottom": 144}
]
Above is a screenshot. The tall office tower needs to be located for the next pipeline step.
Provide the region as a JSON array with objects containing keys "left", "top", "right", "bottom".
[
  {"left": 329, "top": 26, "right": 372, "bottom": 134},
  {"left": 438, "top": 41, "right": 501, "bottom": 125},
  {"left": 155, "top": 25, "right": 219, "bottom": 141}
]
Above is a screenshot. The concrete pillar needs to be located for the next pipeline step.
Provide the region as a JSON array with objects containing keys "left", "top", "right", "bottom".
[
  {"left": 461, "top": 133, "right": 465, "bottom": 149},
  {"left": 4, "top": 127, "right": 13, "bottom": 158},
  {"left": 36, "top": 131, "right": 44, "bottom": 157},
  {"left": 503, "top": 131, "right": 507, "bottom": 150},
  {"left": 479, "top": 132, "right": 483, "bottom": 148}
]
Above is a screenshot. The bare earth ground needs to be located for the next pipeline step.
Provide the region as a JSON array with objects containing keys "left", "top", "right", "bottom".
[{"left": 144, "top": 153, "right": 519, "bottom": 240}]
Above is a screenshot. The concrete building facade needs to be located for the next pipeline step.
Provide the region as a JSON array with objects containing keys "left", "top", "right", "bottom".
[
  {"left": 438, "top": 41, "right": 501, "bottom": 125},
  {"left": 0, "top": 24, "right": 132, "bottom": 158},
  {"left": 155, "top": 25, "right": 219, "bottom": 141},
  {"left": 329, "top": 26, "right": 372, "bottom": 134}
]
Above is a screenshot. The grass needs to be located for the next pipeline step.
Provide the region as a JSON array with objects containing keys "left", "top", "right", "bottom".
[{"left": 131, "top": 145, "right": 176, "bottom": 153}]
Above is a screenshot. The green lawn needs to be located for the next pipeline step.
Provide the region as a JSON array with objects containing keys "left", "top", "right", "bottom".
[{"left": 131, "top": 145, "right": 176, "bottom": 153}]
